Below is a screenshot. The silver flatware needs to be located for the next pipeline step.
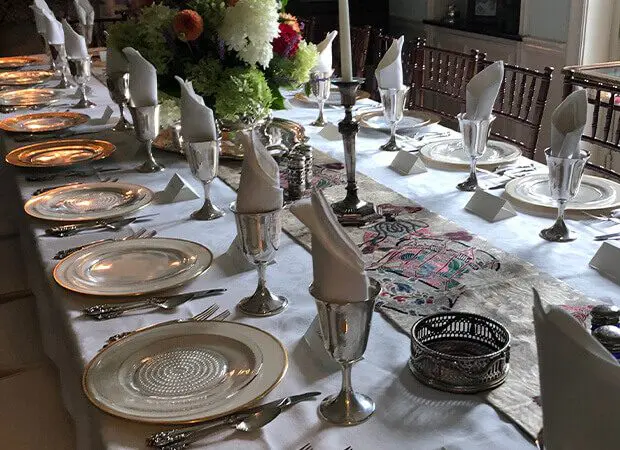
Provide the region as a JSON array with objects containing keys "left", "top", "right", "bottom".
[
  {"left": 210, "top": 309, "right": 231, "bottom": 321},
  {"left": 299, "top": 445, "right": 312, "bottom": 450},
  {"left": 32, "top": 177, "right": 118, "bottom": 196},
  {"left": 84, "top": 289, "right": 227, "bottom": 320},
  {"left": 584, "top": 212, "right": 620, "bottom": 225},
  {"left": 594, "top": 230, "right": 620, "bottom": 241},
  {"left": 147, "top": 392, "right": 320, "bottom": 449},
  {"left": 45, "top": 214, "right": 157, "bottom": 237},
  {"left": 25, "top": 166, "right": 120, "bottom": 182},
  {"left": 52, "top": 228, "right": 154, "bottom": 260}
]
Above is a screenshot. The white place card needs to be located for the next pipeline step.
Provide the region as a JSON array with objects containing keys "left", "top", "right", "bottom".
[
  {"left": 223, "top": 235, "right": 256, "bottom": 273},
  {"left": 157, "top": 173, "right": 200, "bottom": 203},
  {"left": 389, "top": 150, "right": 427, "bottom": 175},
  {"left": 302, "top": 317, "right": 341, "bottom": 372},
  {"left": 318, "top": 122, "right": 341, "bottom": 141},
  {"left": 590, "top": 242, "right": 620, "bottom": 284},
  {"left": 465, "top": 188, "right": 516, "bottom": 222}
]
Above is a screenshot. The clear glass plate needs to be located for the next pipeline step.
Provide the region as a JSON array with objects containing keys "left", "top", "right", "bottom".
[{"left": 420, "top": 138, "right": 521, "bottom": 167}]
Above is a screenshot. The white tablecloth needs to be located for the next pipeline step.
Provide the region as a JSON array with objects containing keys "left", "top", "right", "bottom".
[{"left": 4, "top": 74, "right": 620, "bottom": 450}]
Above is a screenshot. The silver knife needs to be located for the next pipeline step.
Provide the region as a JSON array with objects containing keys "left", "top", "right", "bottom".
[
  {"left": 45, "top": 214, "right": 157, "bottom": 237},
  {"left": 594, "top": 230, "right": 620, "bottom": 241},
  {"left": 146, "top": 392, "right": 321, "bottom": 447},
  {"left": 83, "top": 289, "right": 227, "bottom": 320}
]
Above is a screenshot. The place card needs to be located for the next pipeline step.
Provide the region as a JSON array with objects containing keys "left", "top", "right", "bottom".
[
  {"left": 389, "top": 150, "right": 427, "bottom": 175},
  {"left": 156, "top": 173, "right": 200, "bottom": 203},
  {"left": 223, "top": 235, "right": 256, "bottom": 273},
  {"left": 302, "top": 317, "right": 341, "bottom": 372},
  {"left": 464, "top": 188, "right": 517, "bottom": 222},
  {"left": 590, "top": 242, "right": 620, "bottom": 284},
  {"left": 318, "top": 122, "right": 341, "bottom": 141}
]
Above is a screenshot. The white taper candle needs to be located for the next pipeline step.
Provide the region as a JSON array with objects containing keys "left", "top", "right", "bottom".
[{"left": 338, "top": 0, "right": 353, "bottom": 81}]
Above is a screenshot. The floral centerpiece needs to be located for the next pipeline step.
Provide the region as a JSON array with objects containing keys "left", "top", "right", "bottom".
[{"left": 107, "top": 0, "right": 317, "bottom": 125}]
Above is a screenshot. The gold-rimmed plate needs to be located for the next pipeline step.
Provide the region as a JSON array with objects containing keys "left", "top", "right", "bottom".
[
  {"left": 83, "top": 320, "right": 287, "bottom": 424},
  {"left": 0, "top": 56, "right": 41, "bottom": 70},
  {"left": 24, "top": 182, "right": 152, "bottom": 222},
  {"left": 0, "top": 112, "right": 89, "bottom": 133},
  {"left": 356, "top": 109, "right": 441, "bottom": 132},
  {"left": 0, "top": 88, "right": 65, "bottom": 107},
  {"left": 6, "top": 139, "right": 115, "bottom": 168},
  {"left": 54, "top": 238, "right": 213, "bottom": 296},
  {"left": 0, "top": 70, "right": 53, "bottom": 86}
]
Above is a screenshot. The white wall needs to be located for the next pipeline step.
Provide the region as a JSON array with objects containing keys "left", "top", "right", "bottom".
[{"left": 521, "top": 0, "right": 571, "bottom": 42}]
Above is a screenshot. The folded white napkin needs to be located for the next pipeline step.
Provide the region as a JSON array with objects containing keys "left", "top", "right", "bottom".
[
  {"left": 42, "top": 11, "right": 64, "bottom": 45},
  {"left": 73, "top": 0, "right": 94, "bottom": 25},
  {"left": 122, "top": 47, "right": 158, "bottom": 107},
  {"left": 106, "top": 46, "right": 128, "bottom": 74},
  {"left": 30, "top": 5, "right": 47, "bottom": 35},
  {"left": 549, "top": 89, "right": 587, "bottom": 159},
  {"left": 314, "top": 31, "right": 338, "bottom": 73},
  {"left": 375, "top": 36, "right": 404, "bottom": 89},
  {"left": 533, "top": 291, "right": 620, "bottom": 449},
  {"left": 33, "top": 0, "right": 53, "bottom": 15},
  {"left": 175, "top": 76, "right": 217, "bottom": 142},
  {"left": 236, "top": 131, "right": 283, "bottom": 213},
  {"left": 466, "top": 61, "right": 504, "bottom": 119},
  {"left": 291, "top": 189, "right": 369, "bottom": 303},
  {"left": 61, "top": 19, "right": 87, "bottom": 59}
]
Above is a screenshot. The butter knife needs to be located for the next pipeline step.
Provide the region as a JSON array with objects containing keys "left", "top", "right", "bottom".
[{"left": 146, "top": 392, "right": 321, "bottom": 448}]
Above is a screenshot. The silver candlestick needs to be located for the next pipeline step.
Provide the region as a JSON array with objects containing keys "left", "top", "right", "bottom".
[
  {"left": 309, "top": 70, "right": 333, "bottom": 126},
  {"left": 331, "top": 78, "right": 376, "bottom": 224},
  {"left": 106, "top": 72, "right": 133, "bottom": 131},
  {"left": 310, "top": 278, "right": 381, "bottom": 425},
  {"left": 456, "top": 113, "right": 495, "bottom": 191},
  {"left": 378, "top": 86, "right": 410, "bottom": 152},
  {"left": 128, "top": 104, "right": 164, "bottom": 173},
  {"left": 49, "top": 44, "right": 74, "bottom": 89},
  {"left": 230, "top": 202, "right": 288, "bottom": 317},
  {"left": 185, "top": 140, "right": 224, "bottom": 220},
  {"left": 68, "top": 57, "right": 96, "bottom": 108},
  {"left": 540, "top": 148, "right": 590, "bottom": 242}
]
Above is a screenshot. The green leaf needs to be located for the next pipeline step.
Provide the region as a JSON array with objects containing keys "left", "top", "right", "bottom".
[
  {"left": 281, "top": 0, "right": 289, "bottom": 11},
  {"left": 270, "top": 84, "right": 286, "bottom": 110}
]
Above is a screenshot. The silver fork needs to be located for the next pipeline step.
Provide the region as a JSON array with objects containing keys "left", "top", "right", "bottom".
[
  {"left": 211, "top": 309, "right": 231, "bottom": 321},
  {"left": 583, "top": 212, "right": 620, "bottom": 225},
  {"left": 52, "top": 227, "right": 153, "bottom": 259},
  {"left": 299, "top": 444, "right": 312, "bottom": 450}
]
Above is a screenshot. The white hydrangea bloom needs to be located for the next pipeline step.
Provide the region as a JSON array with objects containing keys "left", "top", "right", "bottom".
[{"left": 218, "top": 0, "right": 280, "bottom": 67}]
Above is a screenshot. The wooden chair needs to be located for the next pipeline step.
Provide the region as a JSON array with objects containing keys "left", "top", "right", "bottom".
[
  {"left": 333, "top": 25, "right": 372, "bottom": 79},
  {"left": 563, "top": 64, "right": 620, "bottom": 182},
  {"left": 484, "top": 62, "right": 554, "bottom": 160}
]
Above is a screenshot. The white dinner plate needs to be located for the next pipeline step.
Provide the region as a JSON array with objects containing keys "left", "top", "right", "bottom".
[
  {"left": 83, "top": 320, "right": 288, "bottom": 423},
  {"left": 54, "top": 238, "right": 213, "bottom": 296},
  {"left": 356, "top": 109, "right": 441, "bottom": 132},
  {"left": 504, "top": 173, "right": 620, "bottom": 211},
  {"left": 24, "top": 182, "right": 152, "bottom": 222},
  {"left": 419, "top": 138, "right": 521, "bottom": 168}
]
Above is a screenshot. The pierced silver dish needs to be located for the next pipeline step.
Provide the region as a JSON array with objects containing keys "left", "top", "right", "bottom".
[{"left": 409, "top": 312, "right": 510, "bottom": 393}]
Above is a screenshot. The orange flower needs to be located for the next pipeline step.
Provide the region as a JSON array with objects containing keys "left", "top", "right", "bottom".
[
  {"left": 279, "top": 12, "right": 301, "bottom": 34},
  {"left": 173, "top": 10, "right": 204, "bottom": 42}
]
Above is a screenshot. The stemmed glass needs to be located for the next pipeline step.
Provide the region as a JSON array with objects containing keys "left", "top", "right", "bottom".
[
  {"left": 378, "top": 86, "right": 410, "bottom": 151},
  {"left": 539, "top": 148, "right": 590, "bottom": 242},
  {"left": 230, "top": 203, "right": 288, "bottom": 317},
  {"left": 309, "top": 70, "right": 333, "bottom": 126},
  {"left": 128, "top": 104, "right": 164, "bottom": 173},
  {"left": 456, "top": 113, "right": 496, "bottom": 191},
  {"left": 67, "top": 56, "right": 95, "bottom": 108},
  {"left": 49, "top": 44, "right": 74, "bottom": 89},
  {"left": 185, "top": 139, "right": 224, "bottom": 220},
  {"left": 106, "top": 72, "right": 133, "bottom": 131}
]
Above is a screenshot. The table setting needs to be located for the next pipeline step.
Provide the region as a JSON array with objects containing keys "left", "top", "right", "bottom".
[{"left": 3, "top": 0, "right": 620, "bottom": 449}]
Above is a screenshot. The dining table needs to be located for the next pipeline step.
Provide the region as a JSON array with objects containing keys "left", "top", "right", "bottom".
[{"left": 2, "top": 61, "right": 620, "bottom": 450}]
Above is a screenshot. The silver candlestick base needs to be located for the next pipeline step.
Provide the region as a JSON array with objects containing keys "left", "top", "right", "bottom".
[
  {"left": 129, "top": 104, "right": 164, "bottom": 173},
  {"left": 331, "top": 78, "right": 377, "bottom": 225},
  {"left": 310, "top": 278, "right": 381, "bottom": 425}
]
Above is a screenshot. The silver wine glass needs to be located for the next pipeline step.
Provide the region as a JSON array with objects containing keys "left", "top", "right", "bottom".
[
  {"left": 309, "top": 70, "right": 333, "bottom": 126},
  {"left": 230, "top": 202, "right": 288, "bottom": 317},
  {"left": 67, "top": 57, "right": 95, "bottom": 108},
  {"left": 128, "top": 104, "right": 164, "bottom": 173},
  {"left": 310, "top": 278, "right": 381, "bottom": 425},
  {"left": 378, "top": 86, "right": 410, "bottom": 151},
  {"left": 456, "top": 113, "right": 496, "bottom": 191},
  {"left": 185, "top": 140, "right": 224, "bottom": 220},
  {"left": 539, "top": 148, "right": 590, "bottom": 242},
  {"left": 106, "top": 72, "right": 133, "bottom": 131},
  {"left": 49, "top": 44, "right": 74, "bottom": 89}
]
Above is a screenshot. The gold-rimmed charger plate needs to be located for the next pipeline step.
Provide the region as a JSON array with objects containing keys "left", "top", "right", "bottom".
[
  {"left": 6, "top": 139, "right": 115, "bottom": 168},
  {"left": 0, "top": 88, "right": 64, "bottom": 107},
  {"left": 294, "top": 90, "right": 371, "bottom": 106},
  {"left": 0, "top": 70, "right": 53, "bottom": 86},
  {"left": 83, "top": 320, "right": 287, "bottom": 424},
  {"left": 0, "top": 112, "right": 89, "bottom": 133},
  {"left": 54, "top": 237, "right": 213, "bottom": 296},
  {"left": 0, "top": 56, "right": 41, "bottom": 70},
  {"left": 356, "top": 109, "right": 441, "bottom": 132},
  {"left": 24, "top": 181, "right": 152, "bottom": 222}
]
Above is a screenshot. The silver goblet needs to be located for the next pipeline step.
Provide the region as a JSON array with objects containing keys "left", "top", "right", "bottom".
[
  {"left": 310, "top": 278, "right": 381, "bottom": 425},
  {"left": 128, "top": 104, "right": 165, "bottom": 173},
  {"left": 106, "top": 72, "right": 133, "bottom": 131},
  {"left": 49, "top": 44, "right": 74, "bottom": 89},
  {"left": 539, "top": 148, "right": 590, "bottom": 242},
  {"left": 456, "top": 113, "right": 496, "bottom": 191},
  {"left": 309, "top": 70, "right": 333, "bottom": 126},
  {"left": 378, "top": 86, "right": 410, "bottom": 152},
  {"left": 67, "top": 57, "right": 96, "bottom": 108},
  {"left": 230, "top": 202, "right": 288, "bottom": 317},
  {"left": 185, "top": 140, "right": 224, "bottom": 220}
]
